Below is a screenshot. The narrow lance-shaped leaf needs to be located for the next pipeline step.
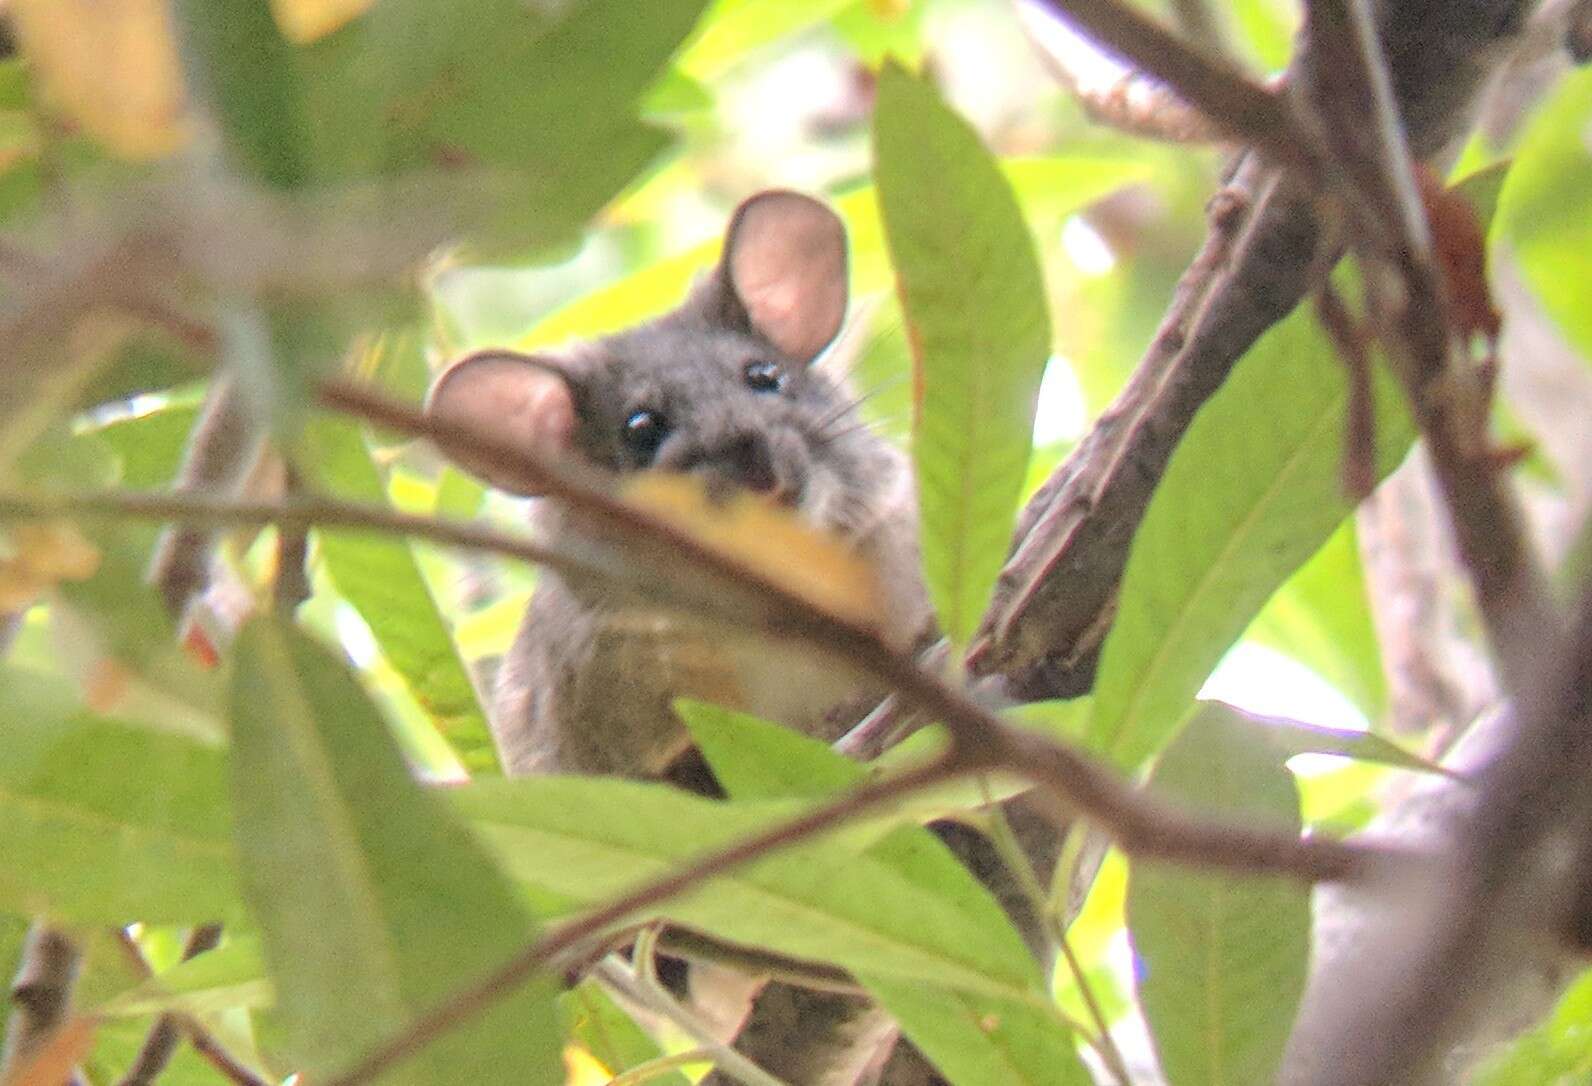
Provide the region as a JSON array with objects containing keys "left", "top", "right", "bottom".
[
  {"left": 179, "top": 0, "right": 709, "bottom": 255},
  {"left": 509, "top": 155, "right": 1145, "bottom": 351},
  {"left": 558, "top": 979, "right": 689, "bottom": 1086},
  {"left": 1088, "top": 292, "right": 1417, "bottom": 771},
  {"left": 457, "top": 776, "right": 1041, "bottom": 1002},
  {"left": 229, "top": 619, "right": 561, "bottom": 1084},
  {"left": 677, "top": 701, "right": 1091, "bottom": 1086},
  {"left": 1209, "top": 700, "right": 1454, "bottom": 778},
  {"left": 1128, "top": 702, "right": 1310, "bottom": 1086},
  {"left": 1242, "top": 520, "right": 1386, "bottom": 722},
  {"left": 1496, "top": 69, "right": 1592, "bottom": 362},
  {"left": 0, "top": 667, "right": 238, "bottom": 925},
  {"left": 874, "top": 61, "right": 1052, "bottom": 647},
  {"left": 297, "top": 413, "right": 498, "bottom": 773}
]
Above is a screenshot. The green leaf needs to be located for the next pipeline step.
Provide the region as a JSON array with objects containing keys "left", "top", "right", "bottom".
[
  {"left": 511, "top": 152, "right": 1139, "bottom": 352},
  {"left": 1005, "top": 698, "right": 1094, "bottom": 744},
  {"left": 679, "top": 0, "right": 852, "bottom": 79},
  {"left": 174, "top": 0, "right": 310, "bottom": 187},
  {"left": 1471, "top": 965, "right": 1592, "bottom": 1086},
  {"left": 677, "top": 699, "right": 865, "bottom": 800},
  {"left": 1243, "top": 521, "right": 1385, "bottom": 721},
  {"left": 457, "top": 777, "right": 1041, "bottom": 1001},
  {"left": 559, "top": 979, "right": 688, "bottom": 1086},
  {"left": 297, "top": 414, "right": 498, "bottom": 774},
  {"left": 91, "top": 396, "right": 203, "bottom": 491},
  {"left": 1453, "top": 158, "right": 1511, "bottom": 231},
  {"left": 676, "top": 702, "right": 1090, "bottom": 1085},
  {"left": 873, "top": 62, "right": 1052, "bottom": 647},
  {"left": 1209, "top": 700, "right": 1453, "bottom": 778},
  {"left": 99, "top": 934, "right": 270, "bottom": 1018},
  {"left": 1088, "top": 298, "right": 1416, "bottom": 770},
  {"left": 862, "top": 980, "right": 1092, "bottom": 1086},
  {"left": 677, "top": 699, "right": 1028, "bottom": 839},
  {"left": 0, "top": 667, "right": 238, "bottom": 924},
  {"left": 1496, "top": 68, "right": 1592, "bottom": 362},
  {"left": 1128, "top": 703, "right": 1310, "bottom": 1086},
  {"left": 229, "top": 619, "right": 561, "bottom": 1084},
  {"left": 178, "top": 0, "right": 708, "bottom": 254}
]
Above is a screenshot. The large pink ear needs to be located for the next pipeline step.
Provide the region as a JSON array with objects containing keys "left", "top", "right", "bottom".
[
  {"left": 423, "top": 350, "right": 577, "bottom": 496},
  {"left": 724, "top": 190, "right": 848, "bottom": 365}
]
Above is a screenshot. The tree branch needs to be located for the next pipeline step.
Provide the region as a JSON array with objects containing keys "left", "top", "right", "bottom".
[
  {"left": 277, "top": 385, "right": 1426, "bottom": 1086},
  {"left": 1273, "top": 2, "right": 1580, "bottom": 1081},
  {"left": 0, "top": 922, "right": 82, "bottom": 1082},
  {"left": 1296, "top": 0, "right": 1562, "bottom": 695},
  {"left": 1018, "top": 0, "right": 1316, "bottom": 169},
  {"left": 973, "top": 0, "right": 1537, "bottom": 700}
]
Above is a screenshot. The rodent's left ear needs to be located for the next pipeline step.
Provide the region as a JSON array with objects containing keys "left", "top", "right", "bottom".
[{"left": 723, "top": 190, "right": 848, "bottom": 365}]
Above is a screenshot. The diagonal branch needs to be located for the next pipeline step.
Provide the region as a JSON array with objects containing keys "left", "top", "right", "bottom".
[
  {"left": 973, "top": 0, "right": 1538, "bottom": 701},
  {"left": 292, "top": 384, "right": 1422, "bottom": 1086},
  {"left": 1275, "top": 2, "right": 1575, "bottom": 1082},
  {"left": 1297, "top": 0, "right": 1561, "bottom": 694},
  {"left": 1018, "top": 0, "right": 1316, "bottom": 169}
]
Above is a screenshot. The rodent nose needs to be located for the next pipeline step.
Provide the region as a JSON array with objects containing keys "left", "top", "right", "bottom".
[{"left": 725, "top": 433, "right": 778, "bottom": 494}]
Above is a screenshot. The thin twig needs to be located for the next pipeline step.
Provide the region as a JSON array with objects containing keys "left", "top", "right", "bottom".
[
  {"left": 1299, "top": 0, "right": 1563, "bottom": 694},
  {"left": 1016, "top": 0, "right": 1228, "bottom": 144},
  {"left": 593, "top": 959, "right": 788, "bottom": 1086},
  {"left": 1, "top": 403, "right": 1420, "bottom": 1086},
  {"left": 1020, "top": 0, "right": 1317, "bottom": 170},
  {"left": 317, "top": 383, "right": 1407, "bottom": 884},
  {"left": 605, "top": 1047, "right": 714, "bottom": 1086},
  {"left": 111, "top": 927, "right": 269, "bottom": 1086},
  {"left": 1279, "top": 3, "right": 1576, "bottom": 1082},
  {"left": 980, "top": 803, "right": 1132, "bottom": 1085},
  {"left": 322, "top": 755, "right": 965, "bottom": 1086},
  {"left": 1058, "top": 931, "right": 1128, "bottom": 1086},
  {"left": 1314, "top": 282, "right": 1377, "bottom": 500},
  {"left": 0, "top": 490, "right": 589, "bottom": 587},
  {"left": 0, "top": 922, "right": 82, "bottom": 1081},
  {"left": 116, "top": 924, "right": 223, "bottom": 1086}
]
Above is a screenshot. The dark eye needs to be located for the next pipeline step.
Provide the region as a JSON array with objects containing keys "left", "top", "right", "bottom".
[
  {"left": 743, "top": 360, "right": 786, "bottom": 394},
  {"left": 621, "top": 409, "right": 670, "bottom": 462}
]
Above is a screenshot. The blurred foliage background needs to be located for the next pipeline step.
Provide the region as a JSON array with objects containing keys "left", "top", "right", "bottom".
[{"left": 0, "top": 0, "right": 1590, "bottom": 1083}]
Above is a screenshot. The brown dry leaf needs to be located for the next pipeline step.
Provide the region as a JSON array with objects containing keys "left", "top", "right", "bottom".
[
  {"left": 271, "top": 0, "right": 377, "bottom": 45},
  {"left": 622, "top": 474, "right": 886, "bottom": 631},
  {"left": 9, "top": 0, "right": 188, "bottom": 159},
  {"left": 1415, "top": 163, "right": 1501, "bottom": 346},
  {"left": 4, "top": 1016, "right": 98, "bottom": 1086}
]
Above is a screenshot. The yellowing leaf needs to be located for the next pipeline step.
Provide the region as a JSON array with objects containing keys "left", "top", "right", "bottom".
[
  {"left": 0, "top": 521, "right": 101, "bottom": 609},
  {"left": 270, "top": 0, "right": 376, "bottom": 45},
  {"left": 10, "top": 0, "right": 188, "bottom": 159},
  {"left": 13, "top": 522, "right": 100, "bottom": 580},
  {"left": 562, "top": 1045, "right": 613, "bottom": 1085},
  {"left": 622, "top": 474, "right": 885, "bottom": 631}
]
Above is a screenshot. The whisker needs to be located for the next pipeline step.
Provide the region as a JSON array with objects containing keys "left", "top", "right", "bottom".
[{"left": 813, "top": 374, "right": 911, "bottom": 438}]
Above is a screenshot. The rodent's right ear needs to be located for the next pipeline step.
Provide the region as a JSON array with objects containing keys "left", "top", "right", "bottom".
[{"left": 423, "top": 350, "right": 577, "bottom": 496}]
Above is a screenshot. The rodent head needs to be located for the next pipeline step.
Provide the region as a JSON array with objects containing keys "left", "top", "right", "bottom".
[{"left": 425, "top": 190, "right": 904, "bottom": 540}]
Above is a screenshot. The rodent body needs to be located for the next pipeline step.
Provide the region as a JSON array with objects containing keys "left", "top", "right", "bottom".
[
  {"left": 428, "top": 190, "right": 931, "bottom": 785},
  {"left": 427, "top": 190, "right": 931, "bottom": 1084}
]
